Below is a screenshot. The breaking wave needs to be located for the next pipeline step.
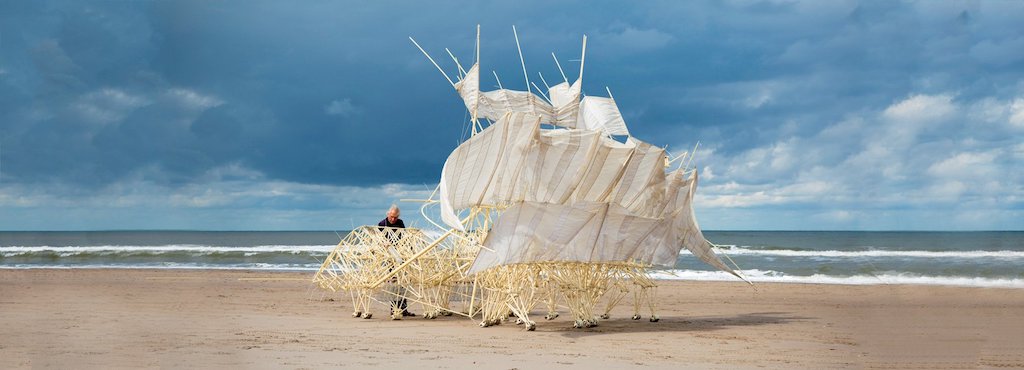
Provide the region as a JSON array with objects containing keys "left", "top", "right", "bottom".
[
  {"left": 4, "top": 232, "right": 1022, "bottom": 289},
  {"left": 650, "top": 269, "right": 1024, "bottom": 289},
  {"left": 0, "top": 263, "right": 322, "bottom": 271},
  {"left": 699, "top": 246, "right": 1024, "bottom": 259},
  {"left": 0, "top": 245, "right": 335, "bottom": 258},
  {"left": 4, "top": 264, "right": 1021, "bottom": 289}
]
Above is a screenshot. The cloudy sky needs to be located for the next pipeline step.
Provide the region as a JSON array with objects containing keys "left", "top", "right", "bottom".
[{"left": 1, "top": 1, "right": 1021, "bottom": 231}]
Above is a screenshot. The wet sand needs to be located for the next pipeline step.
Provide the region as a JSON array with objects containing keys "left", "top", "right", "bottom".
[{"left": 2, "top": 269, "right": 1022, "bottom": 369}]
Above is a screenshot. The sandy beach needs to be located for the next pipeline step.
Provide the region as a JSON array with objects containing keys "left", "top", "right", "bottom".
[{"left": 1, "top": 269, "right": 1022, "bottom": 369}]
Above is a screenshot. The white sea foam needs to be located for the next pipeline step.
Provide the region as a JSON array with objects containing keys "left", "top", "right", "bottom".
[
  {"left": 649, "top": 269, "right": 1024, "bottom": 289},
  {"left": 8, "top": 245, "right": 1021, "bottom": 259},
  {"left": 2, "top": 264, "right": 1021, "bottom": 288},
  {"left": 4, "top": 243, "right": 1023, "bottom": 288},
  {"left": 0, "top": 263, "right": 322, "bottom": 271},
  {"left": 695, "top": 246, "right": 1024, "bottom": 259},
  {"left": 0, "top": 245, "right": 336, "bottom": 257}
]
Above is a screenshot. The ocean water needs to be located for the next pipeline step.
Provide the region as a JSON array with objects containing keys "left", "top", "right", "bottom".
[{"left": 2, "top": 230, "right": 1022, "bottom": 288}]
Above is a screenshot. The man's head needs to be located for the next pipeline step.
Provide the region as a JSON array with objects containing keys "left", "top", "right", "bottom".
[{"left": 386, "top": 205, "right": 400, "bottom": 223}]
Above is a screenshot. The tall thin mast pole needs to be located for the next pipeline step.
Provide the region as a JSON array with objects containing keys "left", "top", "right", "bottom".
[
  {"left": 445, "top": 48, "right": 466, "bottom": 78},
  {"left": 552, "top": 52, "right": 569, "bottom": 83},
  {"left": 531, "top": 82, "right": 551, "bottom": 103},
  {"left": 512, "top": 25, "right": 530, "bottom": 91},
  {"left": 667, "top": 151, "right": 689, "bottom": 168},
  {"left": 473, "top": 25, "right": 482, "bottom": 134},
  {"left": 538, "top": 72, "right": 552, "bottom": 91},
  {"left": 409, "top": 37, "right": 455, "bottom": 88},
  {"left": 578, "top": 35, "right": 588, "bottom": 83},
  {"left": 492, "top": 71, "right": 504, "bottom": 89},
  {"left": 684, "top": 141, "right": 700, "bottom": 172}
]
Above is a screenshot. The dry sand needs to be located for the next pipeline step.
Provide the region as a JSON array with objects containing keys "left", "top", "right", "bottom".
[{"left": 2, "top": 269, "right": 1022, "bottom": 369}]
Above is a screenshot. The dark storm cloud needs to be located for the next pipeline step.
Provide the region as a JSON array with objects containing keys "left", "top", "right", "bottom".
[
  {"left": 1, "top": 1, "right": 1022, "bottom": 230},
  {"left": 2, "top": 1, "right": 472, "bottom": 188}
]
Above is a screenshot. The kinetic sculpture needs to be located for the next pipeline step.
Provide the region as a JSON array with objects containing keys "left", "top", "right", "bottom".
[{"left": 313, "top": 26, "right": 744, "bottom": 330}]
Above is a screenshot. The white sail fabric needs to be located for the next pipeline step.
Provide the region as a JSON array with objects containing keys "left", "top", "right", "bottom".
[
  {"left": 433, "top": 39, "right": 742, "bottom": 280},
  {"left": 454, "top": 63, "right": 555, "bottom": 124},
  {"left": 569, "top": 136, "right": 635, "bottom": 203},
  {"left": 444, "top": 67, "right": 738, "bottom": 277},
  {"left": 468, "top": 169, "right": 738, "bottom": 276},
  {"left": 454, "top": 63, "right": 481, "bottom": 118},
  {"left": 438, "top": 112, "right": 540, "bottom": 230},
  {"left": 579, "top": 96, "right": 630, "bottom": 136},
  {"left": 673, "top": 170, "right": 736, "bottom": 276},
  {"left": 609, "top": 139, "right": 666, "bottom": 217},
  {"left": 642, "top": 169, "right": 737, "bottom": 275},
  {"left": 469, "top": 201, "right": 660, "bottom": 274},
  {"left": 547, "top": 78, "right": 582, "bottom": 128},
  {"left": 519, "top": 129, "right": 602, "bottom": 204},
  {"left": 548, "top": 79, "right": 580, "bottom": 108},
  {"left": 478, "top": 89, "right": 553, "bottom": 123}
]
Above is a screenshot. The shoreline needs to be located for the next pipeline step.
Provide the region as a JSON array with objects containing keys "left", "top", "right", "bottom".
[
  {"left": 3, "top": 266, "right": 1023, "bottom": 290},
  {"left": 2, "top": 269, "right": 1023, "bottom": 369}
]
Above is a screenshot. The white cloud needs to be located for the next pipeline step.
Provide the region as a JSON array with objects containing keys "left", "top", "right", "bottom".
[
  {"left": 681, "top": 78, "right": 793, "bottom": 111},
  {"left": 743, "top": 89, "right": 773, "bottom": 108},
  {"left": 0, "top": 164, "right": 436, "bottom": 230},
  {"left": 924, "top": 180, "right": 967, "bottom": 199},
  {"left": 969, "top": 97, "right": 1011, "bottom": 125},
  {"left": 701, "top": 165, "right": 715, "bottom": 181},
  {"left": 699, "top": 191, "right": 777, "bottom": 208},
  {"left": 967, "top": 96, "right": 1024, "bottom": 127},
  {"left": 70, "top": 87, "right": 222, "bottom": 129},
  {"left": 1010, "top": 98, "right": 1024, "bottom": 128},
  {"left": 817, "top": 116, "right": 866, "bottom": 140},
  {"left": 1012, "top": 142, "right": 1024, "bottom": 161},
  {"left": 882, "top": 94, "right": 955, "bottom": 124},
  {"left": 325, "top": 98, "right": 357, "bottom": 116},
  {"left": 165, "top": 88, "right": 224, "bottom": 110},
  {"left": 693, "top": 90, "right": 1021, "bottom": 230},
  {"left": 926, "top": 150, "right": 1000, "bottom": 178},
  {"left": 700, "top": 179, "right": 839, "bottom": 208},
  {"left": 818, "top": 210, "right": 854, "bottom": 222},
  {"left": 73, "top": 88, "right": 150, "bottom": 125}
]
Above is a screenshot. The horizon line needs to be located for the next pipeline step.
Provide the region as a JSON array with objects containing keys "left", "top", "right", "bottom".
[{"left": 1, "top": 229, "right": 1021, "bottom": 233}]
